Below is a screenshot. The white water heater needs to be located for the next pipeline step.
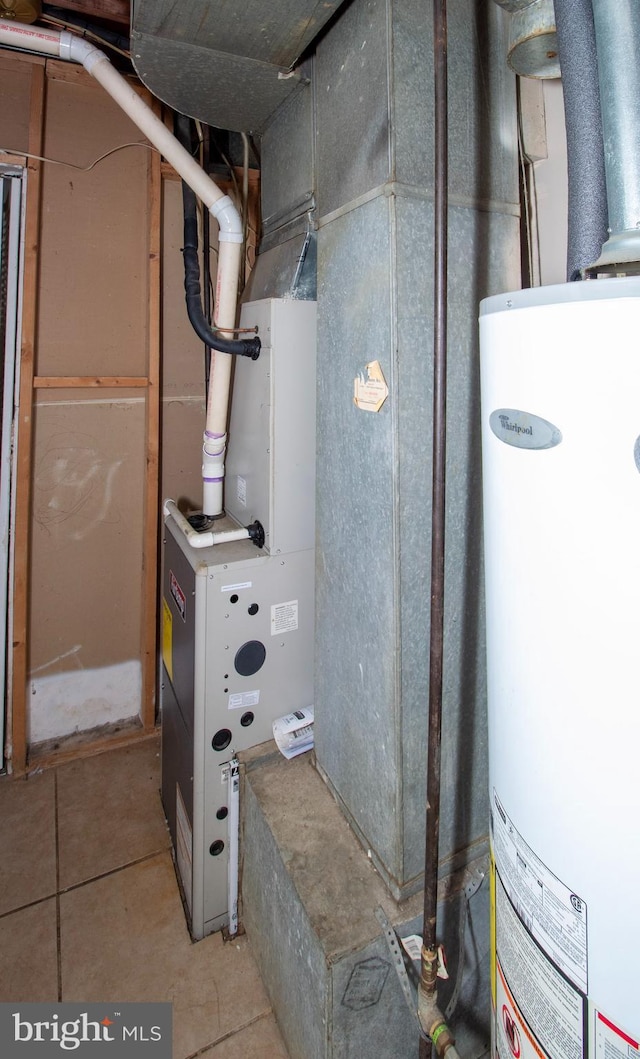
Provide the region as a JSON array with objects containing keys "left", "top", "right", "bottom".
[{"left": 480, "top": 277, "right": 640, "bottom": 1059}]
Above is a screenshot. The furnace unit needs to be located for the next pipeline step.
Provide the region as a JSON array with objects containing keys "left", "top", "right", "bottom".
[{"left": 161, "top": 298, "right": 316, "bottom": 939}]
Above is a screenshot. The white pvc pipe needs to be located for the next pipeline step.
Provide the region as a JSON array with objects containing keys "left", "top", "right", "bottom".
[
  {"left": 0, "top": 20, "right": 242, "bottom": 519},
  {"left": 163, "top": 500, "right": 249, "bottom": 548}
]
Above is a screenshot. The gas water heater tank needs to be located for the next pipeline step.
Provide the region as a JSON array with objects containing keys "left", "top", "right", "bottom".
[{"left": 480, "top": 277, "right": 640, "bottom": 1059}]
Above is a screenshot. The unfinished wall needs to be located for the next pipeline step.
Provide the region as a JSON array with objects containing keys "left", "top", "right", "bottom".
[
  {"left": 161, "top": 177, "right": 207, "bottom": 513},
  {"left": 161, "top": 167, "right": 261, "bottom": 516},
  {"left": 0, "top": 51, "right": 159, "bottom": 761}
]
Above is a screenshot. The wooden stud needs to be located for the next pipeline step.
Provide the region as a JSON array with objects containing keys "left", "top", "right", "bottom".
[
  {"left": 33, "top": 376, "right": 149, "bottom": 388},
  {"left": 11, "top": 63, "right": 45, "bottom": 775},
  {"left": 43, "top": 0, "right": 130, "bottom": 26},
  {"left": 0, "top": 52, "right": 45, "bottom": 74},
  {"left": 27, "top": 726, "right": 159, "bottom": 774},
  {"left": 140, "top": 97, "right": 162, "bottom": 732},
  {"left": 0, "top": 153, "right": 27, "bottom": 168}
]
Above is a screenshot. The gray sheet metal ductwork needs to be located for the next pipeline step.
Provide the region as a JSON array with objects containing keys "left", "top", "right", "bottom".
[
  {"left": 554, "top": 0, "right": 608, "bottom": 279},
  {"left": 495, "top": 0, "right": 559, "bottom": 79},
  {"left": 131, "top": 0, "right": 347, "bottom": 132},
  {"left": 591, "top": 0, "right": 640, "bottom": 270}
]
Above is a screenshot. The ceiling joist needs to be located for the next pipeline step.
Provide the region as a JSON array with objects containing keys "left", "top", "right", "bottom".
[{"left": 45, "top": 0, "right": 130, "bottom": 26}]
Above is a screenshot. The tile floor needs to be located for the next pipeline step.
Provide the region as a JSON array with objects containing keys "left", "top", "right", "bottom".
[{"left": 0, "top": 735, "right": 290, "bottom": 1058}]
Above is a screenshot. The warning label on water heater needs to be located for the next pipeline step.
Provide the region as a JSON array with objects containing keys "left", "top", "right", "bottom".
[
  {"left": 496, "top": 874, "right": 585, "bottom": 1059},
  {"left": 492, "top": 790, "right": 588, "bottom": 993}
]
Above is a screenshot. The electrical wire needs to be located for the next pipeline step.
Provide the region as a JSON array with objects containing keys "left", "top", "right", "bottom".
[
  {"left": 0, "top": 141, "right": 157, "bottom": 172},
  {"left": 39, "top": 14, "right": 130, "bottom": 59}
]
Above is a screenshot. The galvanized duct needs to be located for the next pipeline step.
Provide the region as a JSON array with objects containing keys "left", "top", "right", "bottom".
[
  {"left": 591, "top": 0, "right": 640, "bottom": 269},
  {"left": 554, "top": 0, "right": 608, "bottom": 279},
  {"left": 131, "top": 0, "right": 347, "bottom": 133},
  {"left": 495, "top": 0, "right": 559, "bottom": 79}
]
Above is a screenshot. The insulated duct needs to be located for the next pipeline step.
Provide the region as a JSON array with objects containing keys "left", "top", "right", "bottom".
[
  {"left": 590, "top": 0, "right": 640, "bottom": 270},
  {"left": 554, "top": 0, "right": 608, "bottom": 280}
]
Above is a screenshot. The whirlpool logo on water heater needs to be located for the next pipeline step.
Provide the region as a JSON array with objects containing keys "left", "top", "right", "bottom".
[{"left": 489, "top": 408, "right": 562, "bottom": 451}]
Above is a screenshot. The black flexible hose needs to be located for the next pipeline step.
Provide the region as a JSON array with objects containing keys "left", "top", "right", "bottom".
[
  {"left": 181, "top": 183, "right": 260, "bottom": 359},
  {"left": 174, "top": 115, "right": 260, "bottom": 360}
]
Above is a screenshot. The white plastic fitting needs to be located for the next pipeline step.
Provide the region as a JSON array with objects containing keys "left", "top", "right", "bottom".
[
  {"left": 163, "top": 500, "right": 250, "bottom": 549},
  {"left": 210, "top": 195, "right": 243, "bottom": 244}
]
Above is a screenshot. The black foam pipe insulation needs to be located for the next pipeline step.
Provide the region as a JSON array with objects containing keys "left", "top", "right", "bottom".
[
  {"left": 174, "top": 115, "right": 260, "bottom": 359},
  {"left": 554, "top": 0, "right": 609, "bottom": 279}
]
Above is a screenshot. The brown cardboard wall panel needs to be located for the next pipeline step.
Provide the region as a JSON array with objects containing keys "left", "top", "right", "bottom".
[
  {"left": 37, "top": 76, "right": 150, "bottom": 378},
  {"left": 162, "top": 178, "right": 207, "bottom": 397},
  {"left": 29, "top": 396, "right": 146, "bottom": 676},
  {"left": 0, "top": 55, "right": 34, "bottom": 153},
  {"left": 161, "top": 397, "right": 206, "bottom": 513},
  {"left": 161, "top": 178, "right": 208, "bottom": 512}
]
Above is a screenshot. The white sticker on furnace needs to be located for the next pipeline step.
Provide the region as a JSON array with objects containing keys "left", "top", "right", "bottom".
[
  {"left": 271, "top": 599, "right": 299, "bottom": 635},
  {"left": 492, "top": 789, "right": 588, "bottom": 993},
  {"left": 228, "top": 690, "right": 259, "bottom": 711}
]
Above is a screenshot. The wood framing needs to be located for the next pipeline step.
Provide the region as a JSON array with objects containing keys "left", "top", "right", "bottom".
[
  {"left": 7, "top": 53, "right": 163, "bottom": 771},
  {"left": 44, "top": 0, "right": 130, "bottom": 25},
  {"left": 141, "top": 104, "right": 162, "bottom": 731},
  {"left": 33, "top": 376, "right": 149, "bottom": 388},
  {"left": 11, "top": 63, "right": 45, "bottom": 775}
]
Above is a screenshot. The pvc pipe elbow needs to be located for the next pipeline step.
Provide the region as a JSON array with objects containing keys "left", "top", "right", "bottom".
[
  {"left": 59, "top": 29, "right": 104, "bottom": 72},
  {"left": 210, "top": 195, "right": 243, "bottom": 244}
]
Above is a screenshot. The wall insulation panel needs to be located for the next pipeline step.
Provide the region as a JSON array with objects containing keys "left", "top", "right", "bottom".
[
  {"left": 0, "top": 52, "right": 33, "bottom": 153},
  {"left": 161, "top": 178, "right": 207, "bottom": 512},
  {"left": 29, "top": 395, "right": 146, "bottom": 744},
  {"left": 36, "top": 76, "right": 149, "bottom": 378}
]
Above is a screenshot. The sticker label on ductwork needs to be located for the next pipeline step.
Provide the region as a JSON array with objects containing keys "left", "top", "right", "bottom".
[
  {"left": 353, "top": 360, "right": 389, "bottom": 412},
  {"left": 492, "top": 790, "right": 588, "bottom": 993},
  {"left": 490, "top": 408, "right": 562, "bottom": 450}
]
